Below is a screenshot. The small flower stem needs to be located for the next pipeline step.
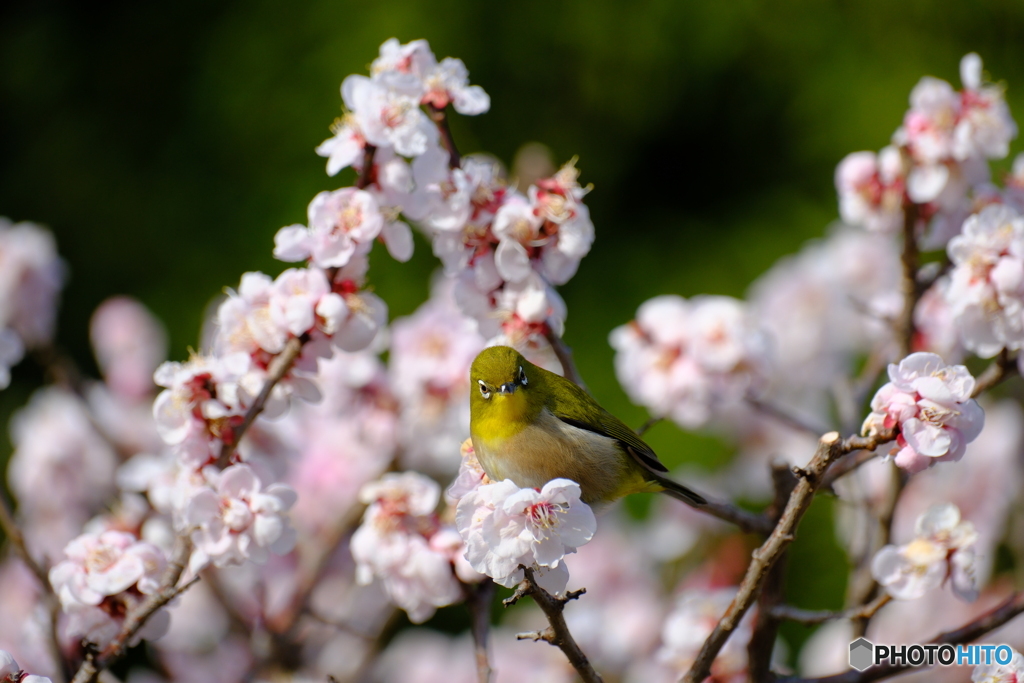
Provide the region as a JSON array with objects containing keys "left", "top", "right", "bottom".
[
  {"left": 972, "top": 348, "right": 1017, "bottom": 397},
  {"left": 214, "top": 335, "right": 305, "bottom": 468},
  {"left": 745, "top": 396, "right": 830, "bottom": 438},
  {"left": 427, "top": 104, "right": 462, "bottom": 169},
  {"left": 504, "top": 567, "right": 604, "bottom": 683},
  {"left": 774, "top": 591, "right": 1024, "bottom": 683},
  {"left": 768, "top": 593, "right": 891, "bottom": 625},
  {"left": 543, "top": 326, "right": 587, "bottom": 392},
  {"left": 356, "top": 145, "right": 377, "bottom": 190}
]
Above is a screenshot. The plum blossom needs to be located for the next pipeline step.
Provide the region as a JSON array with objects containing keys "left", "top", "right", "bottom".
[
  {"left": 0, "top": 218, "right": 64, "bottom": 348},
  {"left": 456, "top": 478, "right": 596, "bottom": 595},
  {"left": 186, "top": 464, "right": 297, "bottom": 571},
  {"left": 0, "top": 327, "right": 23, "bottom": 390},
  {"left": 153, "top": 353, "right": 250, "bottom": 468},
  {"left": 389, "top": 279, "right": 486, "bottom": 472},
  {"left": 945, "top": 204, "right": 1024, "bottom": 357},
  {"left": 446, "top": 438, "right": 491, "bottom": 504},
  {"left": 274, "top": 189, "right": 383, "bottom": 269},
  {"left": 48, "top": 530, "right": 170, "bottom": 648},
  {"left": 90, "top": 297, "right": 168, "bottom": 401},
  {"left": 835, "top": 146, "right": 906, "bottom": 232},
  {"left": 371, "top": 38, "right": 490, "bottom": 116},
  {"left": 893, "top": 54, "right": 1016, "bottom": 204},
  {"left": 872, "top": 503, "right": 979, "bottom": 601},
  {"left": 657, "top": 588, "right": 752, "bottom": 683},
  {"left": 0, "top": 650, "right": 51, "bottom": 683},
  {"left": 610, "top": 294, "right": 770, "bottom": 428},
  {"left": 973, "top": 648, "right": 1024, "bottom": 683},
  {"left": 350, "top": 472, "right": 465, "bottom": 623},
  {"left": 862, "top": 352, "right": 984, "bottom": 474},
  {"left": 8, "top": 388, "right": 118, "bottom": 556}
]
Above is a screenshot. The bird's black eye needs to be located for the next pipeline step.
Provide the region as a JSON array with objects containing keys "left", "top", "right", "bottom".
[
  {"left": 478, "top": 380, "right": 492, "bottom": 399},
  {"left": 518, "top": 365, "right": 528, "bottom": 386}
]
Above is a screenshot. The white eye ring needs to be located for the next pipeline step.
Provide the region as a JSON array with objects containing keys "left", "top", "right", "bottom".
[
  {"left": 478, "top": 380, "right": 491, "bottom": 399},
  {"left": 519, "top": 366, "right": 528, "bottom": 386}
]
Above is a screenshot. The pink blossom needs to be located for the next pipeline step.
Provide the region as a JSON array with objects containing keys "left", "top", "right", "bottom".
[
  {"left": 275, "top": 188, "right": 383, "bottom": 269},
  {"left": 0, "top": 650, "right": 51, "bottom": 683},
  {"left": 657, "top": 588, "right": 752, "bottom": 683},
  {"left": 216, "top": 272, "right": 288, "bottom": 356},
  {"left": 610, "top": 295, "right": 769, "bottom": 428},
  {"left": 90, "top": 297, "right": 168, "bottom": 401},
  {"left": 455, "top": 478, "right": 596, "bottom": 594},
  {"left": 350, "top": 472, "right": 464, "bottom": 623},
  {"left": 872, "top": 503, "right": 978, "bottom": 601},
  {"left": 973, "top": 648, "right": 1024, "bottom": 683},
  {"left": 862, "top": 352, "right": 984, "bottom": 473},
  {"left": 8, "top": 388, "right": 117, "bottom": 556},
  {"left": 371, "top": 38, "right": 490, "bottom": 116},
  {"left": 0, "top": 327, "right": 24, "bottom": 390},
  {"left": 446, "top": 438, "right": 491, "bottom": 504},
  {"left": 389, "top": 279, "right": 486, "bottom": 472},
  {"left": 835, "top": 147, "right": 906, "bottom": 232},
  {"left": 153, "top": 353, "right": 250, "bottom": 468},
  {"left": 186, "top": 464, "right": 297, "bottom": 571},
  {"left": 341, "top": 75, "right": 432, "bottom": 158},
  {"left": 49, "top": 530, "right": 166, "bottom": 608},
  {"left": 0, "top": 218, "right": 64, "bottom": 347},
  {"left": 945, "top": 204, "right": 1024, "bottom": 357}
]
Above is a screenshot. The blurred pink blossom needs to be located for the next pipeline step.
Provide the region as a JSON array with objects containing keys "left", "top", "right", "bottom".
[
  {"left": 0, "top": 218, "right": 64, "bottom": 348},
  {"left": 90, "top": 296, "right": 168, "bottom": 401}
]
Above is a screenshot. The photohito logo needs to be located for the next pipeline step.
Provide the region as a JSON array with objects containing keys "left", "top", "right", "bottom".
[{"left": 849, "top": 638, "right": 1015, "bottom": 671}]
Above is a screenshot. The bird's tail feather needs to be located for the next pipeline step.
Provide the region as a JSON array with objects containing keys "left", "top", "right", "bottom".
[{"left": 651, "top": 473, "right": 707, "bottom": 507}]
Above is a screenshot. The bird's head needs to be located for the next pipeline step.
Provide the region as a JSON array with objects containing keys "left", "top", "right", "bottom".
[{"left": 469, "top": 346, "right": 544, "bottom": 426}]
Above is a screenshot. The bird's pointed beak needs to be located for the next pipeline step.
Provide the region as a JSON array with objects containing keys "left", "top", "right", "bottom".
[{"left": 498, "top": 381, "right": 518, "bottom": 395}]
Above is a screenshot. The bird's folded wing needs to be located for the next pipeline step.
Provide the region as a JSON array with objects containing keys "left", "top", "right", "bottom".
[{"left": 553, "top": 413, "right": 669, "bottom": 474}]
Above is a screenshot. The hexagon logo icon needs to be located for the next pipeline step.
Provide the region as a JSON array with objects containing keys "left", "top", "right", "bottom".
[{"left": 849, "top": 638, "right": 874, "bottom": 672}]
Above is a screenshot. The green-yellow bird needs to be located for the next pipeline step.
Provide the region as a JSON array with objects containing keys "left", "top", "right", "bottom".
[{"left": 469, "top": 345, "right": 706, "bottom": 508}]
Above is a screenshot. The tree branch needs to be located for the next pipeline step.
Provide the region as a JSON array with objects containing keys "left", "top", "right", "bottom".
[
  {"left": 972, "top": 349, "right": 1016, "bottom": 398},
  {"left": 695, "top": 494, "right": 776, "bottom": 536},
  {"left": 71, "top": 537, "right": 196, "bottom": 683},
  {"left": 896, "top": 200, "right": 920, "bottom": 358},
  {"left": 544, "top": 327, "right": 587, "bottom": 391},
  {"left": 215, "top": 336, "right": 305, "bottom": 467},
  {"left": 682, "top": 429, "right": 895, "bottom": 683},
  {"left": 0, "top": 489, "right": 53, "bottom": 597},
  {"left": 503, "top": 567, "right": 603, "bottom": 683},
  {"left": 427, "top": 104, "right": 462, "bottom": 169},
  {"left": 465, "top": 579, "right": 495, "bottom": 683},
  {"left": 769, "top": 594, "right": 891, "bottom": 626},
  {"left": 776, "top": 591, "right": 1024, "bottom": 683}
]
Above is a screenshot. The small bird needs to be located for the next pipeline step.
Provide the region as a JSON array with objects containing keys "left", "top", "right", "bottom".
[{"left": 469, "top": 345, "right": 706, "bottom": 508}]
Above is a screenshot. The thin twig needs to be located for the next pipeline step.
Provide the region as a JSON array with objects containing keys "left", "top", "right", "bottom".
[
  {"left": 427, "top": 104, "right": 462, "bottom": 169},
  {"left": 0, "top": 490, "right": 52, "bottom": 595},
  {"left": 215, "top": 336, "right": 305, "bottom": 467},
  {"left": 776, "top": 591, "right": 1024, "bottom": 683},
  {"left": 681, "top": 429, "right": 895, "bottom": 683},
  {"left": 544, "top": 327, "right": 587, "bottom": 391},
  {"left": 465, "top": 579, "right": 495, "bottom": 683},
  {"left": 356, "top": 145, "right": 377, "bottom": 190},
  {"left": 821, "top": 450, "right": 879, "bottom": 490},
  {"left": 636, "top": 415, "right": 662, "bottom": 437},
  {"left": 71, "top": 538, "right": 196, "bottom": 683},
  {"left": 695, "top": 494, "right": 775, "bottom": 536},
  {"left": 972, "top": 348, "right": 1016, "bottom": 398},
  {"left": 769, "top": 594, "right": 891, "bottom": 626},
  {"left": 503, "top": 567, "right": 603, "bottom": 683},
  {"left": 746, "top": 397, "right": 829, "bottom": 438},
  {"left": 896, "top": 200, "right": 920, "bottom": 358}
]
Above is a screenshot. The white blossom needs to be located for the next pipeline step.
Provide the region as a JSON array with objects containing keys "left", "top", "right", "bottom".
[
  {"left": 862, "top": 352, "right": 984, "bottom": 473},
  {"left": 872, "top": 503, "right": 978, "bottom": 601},
  {"left": 456, "top": 478, "right": 596, "bottom": 594},
  {"left": 0, "top": 218, "right": 64, "bottom": 347},
  {"left": 973, "top": 648, "right": 1024, "bottom": 683}
]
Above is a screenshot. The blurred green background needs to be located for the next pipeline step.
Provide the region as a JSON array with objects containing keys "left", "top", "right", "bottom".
[{"left": 3, "top": 0, "right": 1024, "bottom": 662}]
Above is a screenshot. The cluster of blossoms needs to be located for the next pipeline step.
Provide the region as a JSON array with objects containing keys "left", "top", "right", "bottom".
[
  {"left": 0, "top": 650, "right": 50, "bottom": 683},
  {"left": 610, "top": 294, "right": 770, "bottom": 428},
  {"left": 0, "top": 218, "right": 63, "bottom": 388},
  {"left": 862, "top": 353, "right": 984, "bottom": 473},
  {"left": 350, "top": 472, "right": 476, "bottom": 623},
  {"left": 48, "top": 531, "right": 170, "bottom": 645},
  {"left": 656, "top": 588, "right": 753, "bottom": 683},
  {"left": 455, "top": 477, "right": 597, "bottom": 595},
  {"left": 836, "top": 53, "right": 1017, "bottom": 248},
  {"left": 872, "top": 503, "right": 979, "bottom": 601}
]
